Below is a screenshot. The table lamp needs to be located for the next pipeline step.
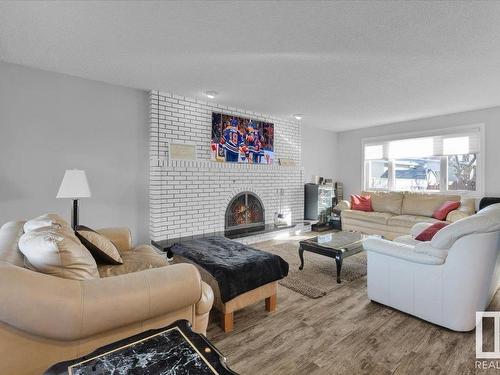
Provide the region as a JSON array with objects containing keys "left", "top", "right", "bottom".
[{"left": 56, "top": 169, "right": 91, "bottom": 229}]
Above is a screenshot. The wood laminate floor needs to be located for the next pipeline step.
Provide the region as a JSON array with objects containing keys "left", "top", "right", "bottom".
[{"left": 206, "top": 236, "right": 500, "bottom": 375}]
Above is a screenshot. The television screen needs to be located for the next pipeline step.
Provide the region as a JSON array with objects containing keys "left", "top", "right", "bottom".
[{"left": 211, "top": 112, "right": 274, "bottom": 164}]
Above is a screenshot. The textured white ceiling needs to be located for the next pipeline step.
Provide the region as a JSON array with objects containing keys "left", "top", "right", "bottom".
[{"left": 1, "top": 1, "right": 500, "bottom": 131}]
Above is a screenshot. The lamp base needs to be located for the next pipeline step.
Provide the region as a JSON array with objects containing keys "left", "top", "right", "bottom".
[{"left": 72, "top": 199, "right": 79, "bottom": 229}]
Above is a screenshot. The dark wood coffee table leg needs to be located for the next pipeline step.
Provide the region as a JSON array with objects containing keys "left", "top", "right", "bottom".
[
  {"left": 298, "top": 246, "right": 305, "bottom": 270},
  {"left": 334, "top": 253, "right": 343, "bottom": 283}
]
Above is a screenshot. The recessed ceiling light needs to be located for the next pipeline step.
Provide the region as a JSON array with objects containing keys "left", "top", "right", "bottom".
[
  {"left": 204, "top": 90, "right": 218, "bottom": 99},
  {"left": 293, "top": 114, "right": 304, "bottom": 120}
]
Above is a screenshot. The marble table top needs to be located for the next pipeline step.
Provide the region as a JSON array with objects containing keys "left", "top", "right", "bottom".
[{"left": 45, "top": 320, "right": 237, "bottom": 375}]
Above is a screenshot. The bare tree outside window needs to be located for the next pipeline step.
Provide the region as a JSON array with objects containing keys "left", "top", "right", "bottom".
[{"left": 447, "top": 153, "right": 477, "bottom": 191}]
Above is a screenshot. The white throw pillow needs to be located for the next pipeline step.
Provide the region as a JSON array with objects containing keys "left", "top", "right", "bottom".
[
  {"left": 18, "top": 226, "right": 99, "bottom": 280},
  {"left": 23, "top": 213, "right": 71, "bottom": 233}
]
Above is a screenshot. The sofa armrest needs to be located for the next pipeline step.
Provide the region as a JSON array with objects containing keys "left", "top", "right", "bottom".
[
  {"left": 446, "top": 209, "right": 469, "bottom": 223},
  {"left": 460, "top": 198, "right": 476, "bottom": 214},
  {"left": 446, "top": 199, "right": 475, "bottom": 222},
  {"left": 196, "top": 281, "right": 214, "bottom": 316},
  {"left": 363, "top": 238, "right": 444, "bottom": 265},
  {"left": 97, "top": 227, "right": 132, "bottom": 251},
  {"left": 0, "top": 262, "right": 204, "bottom": 341},
  {"left": 334, "top": 200, "right": 351, "bottom": 211}
]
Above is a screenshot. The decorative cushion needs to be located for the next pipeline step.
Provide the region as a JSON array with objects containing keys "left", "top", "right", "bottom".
[
  {"left": 75, "top": 225, "right": 123, "bottom": 265},
  {"left": 18, "top": 226, "right": 99, "bottom": 280},
  {"left": 410, "top": 222, "right": 435, "bottom": 237},
  {"left": 351, "top": 195, "right": 373, "bottom": 212},
  {"left": 433, "top": 201, "right": 461, "bottom": 221},
  {"left": 415, "top": 222, "right": 449, "bottom": 241},
  {"left": 23, "top": 213, "right": 71, "bottom": 233}
]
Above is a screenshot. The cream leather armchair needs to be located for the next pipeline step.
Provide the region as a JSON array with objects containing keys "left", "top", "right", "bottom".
[
  {"left": 363, "top": 204, "right": 500, "bottom": 331},
  {"left": 0, "top": 221, "right": 214, "bottom": 375}
]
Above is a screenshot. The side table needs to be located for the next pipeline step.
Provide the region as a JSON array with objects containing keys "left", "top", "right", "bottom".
[{"left": 44, "top": 320, "right": 238, "bottom": 375}]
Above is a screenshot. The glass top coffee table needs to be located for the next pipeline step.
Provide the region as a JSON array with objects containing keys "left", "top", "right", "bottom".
[{"left": 299, "top": 231, "right": 369, "bottom": 283}]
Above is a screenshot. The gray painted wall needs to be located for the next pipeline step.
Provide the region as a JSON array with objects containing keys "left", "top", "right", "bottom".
[
  {"left": 336, "top": 107, "right": 500, "bottom": 199},
  {"left": 0, "top": 62, "right": 150, "bottom": 244},
  {"left": 301, "top": 124, "right": 337, "bottom": 184}
]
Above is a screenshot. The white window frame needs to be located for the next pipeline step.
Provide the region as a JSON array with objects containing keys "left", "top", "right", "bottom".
[{"left": 361, "top": 124, "right": 485, "bottom": 198}]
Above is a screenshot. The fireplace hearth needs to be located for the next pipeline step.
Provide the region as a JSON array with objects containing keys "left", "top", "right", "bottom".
[{"left": 225, "top": 192, "right": 265, "bottom": 236}]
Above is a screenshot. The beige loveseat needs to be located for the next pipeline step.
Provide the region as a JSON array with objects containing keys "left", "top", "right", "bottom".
[
  {"left": 0, "top": 220, "right": 214, "bottom": 375},
  {"left": 337, "top": 191, "right": 475, "bottom": 240}
]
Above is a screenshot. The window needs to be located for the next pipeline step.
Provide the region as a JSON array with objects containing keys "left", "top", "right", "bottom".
[
  {"left": 394, "top": 157, "right": 441, "bottom": 191},
  {"left": 447, "top": 153, "right": 477, "bottom": 191},
  {"left": 365, "top": 160, "right": 388, "bottom": 189},
  {"left": 363, "top": 126, "right": 482, "bottom": 195}
]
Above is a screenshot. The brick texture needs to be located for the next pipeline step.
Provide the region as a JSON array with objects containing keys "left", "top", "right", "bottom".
[{"left": 149, "top": 90, "right": 304, "bottom": 241}]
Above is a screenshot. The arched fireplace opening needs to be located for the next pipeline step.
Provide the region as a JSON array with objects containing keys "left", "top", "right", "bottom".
[{"left": 225, "top": 192, "right": 265, "bottom": 236}]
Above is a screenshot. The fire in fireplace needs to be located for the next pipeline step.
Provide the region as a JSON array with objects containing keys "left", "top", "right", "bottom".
[{"left": 225, "top": 192, "right": 265, "bottom": 236}]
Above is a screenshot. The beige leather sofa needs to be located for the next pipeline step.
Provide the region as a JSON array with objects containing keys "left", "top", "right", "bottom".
[
  {"left": 0, "top": 220, "right": 214, "bottom": 375},
  {"left": 337, "top": 191, "right": 475, "bottom": 240}
]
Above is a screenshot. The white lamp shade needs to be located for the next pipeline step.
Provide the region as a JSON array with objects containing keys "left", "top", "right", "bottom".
[{"left": 56, "top": 170, "right": 91, "bottom": 199}]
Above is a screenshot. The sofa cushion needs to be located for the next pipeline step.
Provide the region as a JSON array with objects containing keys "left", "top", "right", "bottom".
[
  {"left": 388, "top": 215, "right": 441, "bottom": 228},
  {"left": 0, "top": 221, "right": 26, "bottom": 267},
  {"left": 402, "top": 193, "right": 460, "bottom": 217},
  {"left": 23, "top": 213, "right": 71, "bottom": 233},
  {"left": 75, "top": 225, "right": 123, "bottom": 265},
  {"left": 98, "top": 244, "right": 168, "bottom": 277},
  {"left": 362, "top": 191, "right": 403, "bottom": 215},
  {"left": 18, "top": 226, "right": 99, "bottom": 280},
  {"left": 342, "top": 209, "right": 393, "bottom": 225},
  {"left": 342, "top": 218, "right": 394, "bottom": 231}
]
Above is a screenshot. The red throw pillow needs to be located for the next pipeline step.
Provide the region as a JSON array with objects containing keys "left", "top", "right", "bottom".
[
  {"left": 432, "top": 201, "right": 461, "bottom": 220},
  {"left": 415, "top": 222, "right": 449, "bottom": 241},
  {"left": 351, "top": 194, "right": 373, "bottom": 212}
]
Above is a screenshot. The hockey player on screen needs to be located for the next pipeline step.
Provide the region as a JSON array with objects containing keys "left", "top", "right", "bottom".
[
  {"left": 246, "top": 122, "right": 264, "bottom": 164},
  {"left": 220, "top": 118, "right": 243, "bottom": 162}
]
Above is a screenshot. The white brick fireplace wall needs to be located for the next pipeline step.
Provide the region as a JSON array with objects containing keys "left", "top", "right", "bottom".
[{"left": 149, "top": 90, "right": 304, "bottom": 241}]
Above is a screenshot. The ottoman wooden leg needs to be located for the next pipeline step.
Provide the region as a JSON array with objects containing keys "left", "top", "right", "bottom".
[
  {"left": 221, "top": 312, "right": 234, "bottom": 333},
  {"left": 265, "top": 294, "right": 277, "bottom": 312}
]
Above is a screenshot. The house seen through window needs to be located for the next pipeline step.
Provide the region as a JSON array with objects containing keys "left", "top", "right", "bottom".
[{"left": 363, "top": 127, "right": 481, "bottom": 194}]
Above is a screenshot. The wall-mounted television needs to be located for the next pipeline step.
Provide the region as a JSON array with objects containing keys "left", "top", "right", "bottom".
[{"left": 211, "top": 112, "right": 274, "bottom": 164}]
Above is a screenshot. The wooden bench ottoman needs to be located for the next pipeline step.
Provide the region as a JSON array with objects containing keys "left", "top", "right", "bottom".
[{"left": 167, "top": 237, "right": 288, "bottom": 333}]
